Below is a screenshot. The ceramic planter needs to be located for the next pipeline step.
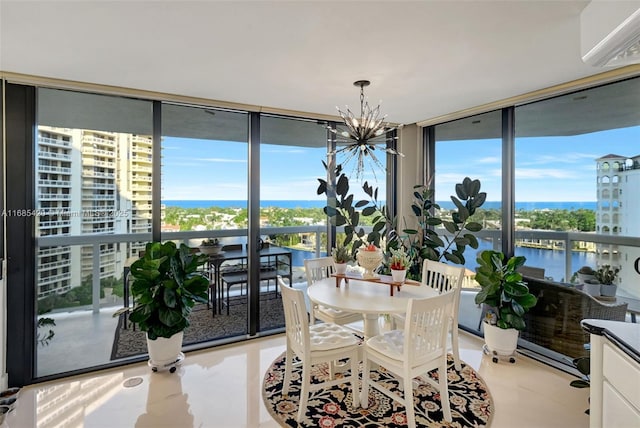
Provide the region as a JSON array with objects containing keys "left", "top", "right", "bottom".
[
  {"left": 583, "top": 280, "right": 602, "bottom": 296},
  {"left": 391, "top": 269, "right": 407, "bottom": 283},
  {"left": 600, "top": 283, "right": 617, "bottom": 297},
  {"left": 147, "top": 331, "right": 184, "bottom": 369},
  {"left": 483, "top": 322, "right": 519, "bottom": 356},
  {"left": 334, "top": 262, "right": 347, "bottom": 275}
]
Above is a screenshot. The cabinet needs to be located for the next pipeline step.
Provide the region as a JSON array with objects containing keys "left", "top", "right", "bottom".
[{"left": 582, "top": 319, "right": 640, "bottom": 428}]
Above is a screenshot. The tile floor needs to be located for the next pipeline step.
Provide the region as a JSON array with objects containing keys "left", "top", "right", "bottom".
[{"left": 4, "top": 330, "right": 589, "bottom": 428}]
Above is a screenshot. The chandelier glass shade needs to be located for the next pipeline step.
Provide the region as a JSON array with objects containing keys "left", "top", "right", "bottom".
[{"left": 328, "top": 80, "right": 403, "bottom": 179}]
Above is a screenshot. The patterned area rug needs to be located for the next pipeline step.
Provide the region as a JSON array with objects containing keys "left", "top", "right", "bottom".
[
  {"left": 111, "top": 294, "right": 285, "bottom": 359},
  {"left": 262, "top": 352, "right": 493, "bottom": 427}
]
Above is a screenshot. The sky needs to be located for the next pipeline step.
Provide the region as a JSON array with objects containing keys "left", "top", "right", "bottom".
[{"left": 161, "top": 125, "right": 639, "bottom": 202}]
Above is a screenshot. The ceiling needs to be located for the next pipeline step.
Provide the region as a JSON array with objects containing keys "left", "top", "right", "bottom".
[{"left": 0, "top": 1, "right": 636, "bottom": 126}]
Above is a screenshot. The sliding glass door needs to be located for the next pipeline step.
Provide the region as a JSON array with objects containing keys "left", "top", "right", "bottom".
[
  {"left": 35, "top": 88, "right": 153, "bottom": 376},
  {"left": 258, "top": 115, "right": 328, "bottom": 331}
]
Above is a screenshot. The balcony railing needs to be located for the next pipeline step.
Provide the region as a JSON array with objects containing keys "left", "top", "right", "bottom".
[{"left": 36, "top": 226, "right": 640, "bottom": 366}]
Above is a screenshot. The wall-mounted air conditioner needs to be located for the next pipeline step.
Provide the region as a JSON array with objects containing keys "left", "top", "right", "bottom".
[{"left": 581, "top": 2, "right": 640, "bottom": 67}]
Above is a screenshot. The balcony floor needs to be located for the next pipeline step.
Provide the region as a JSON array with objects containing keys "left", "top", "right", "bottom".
[{"left": 9, "top": 330, "right": 589, "bottom": 428}]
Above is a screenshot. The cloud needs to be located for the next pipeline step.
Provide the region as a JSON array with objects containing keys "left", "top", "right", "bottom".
[{"left": 516, "top": 168, "right": 577, "bottom": 179}]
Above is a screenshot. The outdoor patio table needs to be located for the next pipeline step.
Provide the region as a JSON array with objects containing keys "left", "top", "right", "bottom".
[
  {"left": 208, "top": 246, "right": 292, "bottom": 315},
  {"left": 307, "top": 276, "right": 438, "bottom": 339}
]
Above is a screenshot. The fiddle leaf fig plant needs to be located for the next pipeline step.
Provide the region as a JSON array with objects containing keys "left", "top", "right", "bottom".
[
  {"left": 116, "top": 241, "right": 210, "bottom": 340},
  {"left": 317, "top": 161, "right": 486, "bottom": 282},
  {"left": 317, "top": 161, "right": 392, "bottom": 259},
  {"left": 474, "top": 250, "right": 538, "bottom": 330},
  {"left": 404, "top": 177, "right": 485, "bottom": 267}
]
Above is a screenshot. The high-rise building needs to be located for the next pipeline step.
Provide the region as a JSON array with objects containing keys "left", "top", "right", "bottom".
[
  {"left": 36, "top": 127, "right": 153, "bottom": 298},
  {"left": 596, "top": 154, "right": 640, "bottom": 296}
]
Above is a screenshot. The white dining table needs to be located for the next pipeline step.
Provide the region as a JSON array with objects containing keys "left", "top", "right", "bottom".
[{"left": 306, "top": 276, "right": 438, "bottom": 339}]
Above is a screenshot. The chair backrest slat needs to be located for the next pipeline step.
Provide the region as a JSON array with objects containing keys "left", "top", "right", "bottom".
[
  {"left": 404, "top": 289, "right": 456, "bottom": 365},
  {"left": 422, "top": 259, "right": 465, "bottom": 293},
  {"left": 304, "top": 257, "right": 335, "bottom": 286},
  {"left": 279, "top": 278, "right": 310, "bottom": 354}
]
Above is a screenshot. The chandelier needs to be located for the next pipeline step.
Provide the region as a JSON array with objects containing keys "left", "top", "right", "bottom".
[{"left": 328, "top": 80, "right": 403, "bottom": 180}]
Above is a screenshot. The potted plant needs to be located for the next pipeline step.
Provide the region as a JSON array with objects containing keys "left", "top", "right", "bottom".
[
  {"left": 388, "top": 247, "right": 411, "bottom": 283},
  {"left": 116, "top": 241, "right": 209, "bottom": 371},
  {"left": 474, "top": 250, "right": 538, "bottom": 357},
  {"left": 331, "top": 244, "right": 352, "bottom": 275},
  {"left": 316, "top": 162, "right": 485, "bottom": 282},
  {"left": 199, "top": 238, "right": 223, "bottom": 255},
  {"left": 595, "top": 265, "right": 619, "bottom": 297}
]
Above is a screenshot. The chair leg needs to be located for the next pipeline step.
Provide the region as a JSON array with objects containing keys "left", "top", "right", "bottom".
[
  {"left": 361, "top": 355, "right": 370, "bottom": 408},
  {"left": 297, "top": 363, "right": 311, "bottom": 422},
  {"left": 451, "top": 322, "right": 461, "bottom": 371},
  {"left": 350, "top": 349, "right": 359, "bottom": 408},
  {"left": 440, "top": 360, "right": 452, "bottom": 422},
  {"left": 403, "top": 376, "right": 417, "bottom": 428},
  {"left": 282, "top": 348, "right": 293, "bottom": 396}
]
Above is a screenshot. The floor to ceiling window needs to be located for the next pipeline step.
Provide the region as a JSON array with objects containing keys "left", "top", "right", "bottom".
[
  {"left": 35, "top": 88, "right": 153, "bottom": 377},
  {"left": 433, "top": 110, "right": 503, "bottom": 332},
  {"left": 161, "top": 103, "right": 250, "bottom": 343},
  {"left": 514, "top": 77, "right": 640, "bottom": 294},
  {"left": 258, "top": 115, "right": 329, "bottom": 331}
]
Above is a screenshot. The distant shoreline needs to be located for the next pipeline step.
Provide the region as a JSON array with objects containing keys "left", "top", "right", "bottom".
[{"left": 162, "top": 200, "right": 597, "bottom": 211}]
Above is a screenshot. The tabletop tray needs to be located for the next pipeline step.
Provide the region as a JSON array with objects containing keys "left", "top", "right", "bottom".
[{"left": 330, "top": 273, "right": 420, "bottom": 296}]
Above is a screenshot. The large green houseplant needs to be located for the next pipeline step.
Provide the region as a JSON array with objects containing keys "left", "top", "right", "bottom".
[
  {"left": 316, "top": 162, "right": 486, "bottom": 281},
  {"left": 474, "top": 250, "right": 538, "bottom": 330},
  {"left": 474, "top": 250, "right": 538, "bottom": 357},
  {"left": 117, "top": 241, "right": 209, "bottom": 369}
]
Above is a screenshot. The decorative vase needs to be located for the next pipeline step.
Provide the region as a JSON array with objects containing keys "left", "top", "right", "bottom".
[
  {"left": 483, "top": 322, "right": 519, "bottom": 356},
  {"left": 391, "top": 268, "right": 407, "bottom": 283},
  {"left": 146, "top": 331, "right": 184, "bottom": 369},
  {"left": 334, "top": 262, "right": 347, "bottom": 275},
  {"left": 356, "top": 248, "right": 383, "bottom": 279}
]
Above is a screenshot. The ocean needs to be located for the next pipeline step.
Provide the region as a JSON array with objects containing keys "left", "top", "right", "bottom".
[{"left": 163, "top": 200, "right": 597, "bottom": 211}]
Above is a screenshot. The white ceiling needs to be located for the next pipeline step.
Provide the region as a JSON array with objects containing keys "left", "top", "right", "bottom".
[{"left": 0, "top": 0, "right": 632, "bottom": 125}]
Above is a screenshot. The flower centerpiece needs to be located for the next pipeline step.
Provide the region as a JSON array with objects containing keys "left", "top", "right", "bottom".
[
  {"left": 356, "top": 243, "right": 383, "bottom": 279},
  {"left": 388, "top": 247, "right": 411, "bottom": 283},
  {"left": 331, "top": 244, "right": 352, "bottom": 275},
  {"left": 199, "top": 238, "right": 222, "bottom": 255}
]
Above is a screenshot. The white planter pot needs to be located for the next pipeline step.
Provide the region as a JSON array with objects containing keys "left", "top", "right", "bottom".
[
  {"left": 391, "top": 269, "right": 407, "bottom": 283},
  {"left": 483, "top": 322, "right": 519, "bottom": 356},
  {"left": 583, "top": 281, "right": 601, "bottom": 296},
  {"left": 334, "top": 263, "right": 347, "bottom": 275},
  {"left": 600, "top": 283, "right": 617, "bottom": 297},
  {"left": 147, "top": 331, "right": 184, "bottom": 367}
]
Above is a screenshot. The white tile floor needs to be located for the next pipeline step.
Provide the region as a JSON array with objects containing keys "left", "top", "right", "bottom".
[{"left": 5, "top": 330, "right": 590, "bottom": 428}]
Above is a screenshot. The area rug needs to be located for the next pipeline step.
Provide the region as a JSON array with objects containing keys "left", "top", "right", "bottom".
[
  {"left": 111, "top": 294, "right": 285, "bottom": 359},
  {"left": 262, "top": 352, "right": 493, "bottom": 427}
]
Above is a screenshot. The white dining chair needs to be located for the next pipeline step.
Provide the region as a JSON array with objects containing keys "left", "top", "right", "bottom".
[
  {"left": 304, "top": 257, "right": 363, "bottom": 331},
  {"left": 362, "top": 289, "right": 456, "bottom": 427},
  {"left": 279, "top": 278, "right": 360, "bottom": 422},
  {"left": 393, "top": 259, "right": 465, "bottom": 370}
]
